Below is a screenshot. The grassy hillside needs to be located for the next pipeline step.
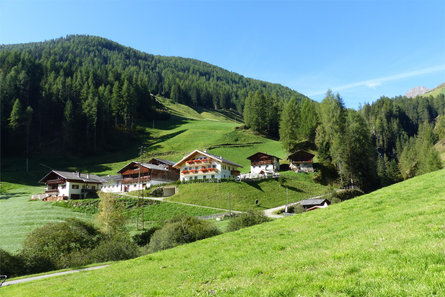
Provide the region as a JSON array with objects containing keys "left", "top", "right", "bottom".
[
  {"left": 0, "top": 183, "right": 92, "bottom": 252},
  {"left": 4, "top": 169, "right": 445, "bottom": 296},
  {"left": 423, "top": 82, "right": 445, "bottom": 97},
  {"left": 167, "top": 171, "right": 327, "bottom": 211}
]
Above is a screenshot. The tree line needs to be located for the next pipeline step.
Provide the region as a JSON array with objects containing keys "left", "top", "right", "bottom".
[
  {"left": 0, "top": 35, "right": 306, "bottom": 157},
  {"left": 244, "top": 90, "right": 445, "bottom": 192}
]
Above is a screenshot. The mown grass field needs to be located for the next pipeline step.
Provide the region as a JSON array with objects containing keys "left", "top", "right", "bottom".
[
  {"left": 167, "top": 171, "right": 327, "bottom": 211},
  {"left": 4, "top": 169, "right": 445, "bottom": 296},
  {"left": 0, "top": 183, "right": 92, "bottom": 252},
  {"left": 0, "top": 184, "right": 224, "bottom": 252}
]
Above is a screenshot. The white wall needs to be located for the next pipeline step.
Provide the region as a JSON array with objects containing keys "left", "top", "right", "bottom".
[{"left": 179, "top": 155, "right": 239, "bottom": 181}]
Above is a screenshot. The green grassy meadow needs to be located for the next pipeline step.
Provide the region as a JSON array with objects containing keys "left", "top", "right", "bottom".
[
  {"left": 0, "top": 183, "right": 92, "bottom": 252},
  {"left": 4, "top": 169, "right": 445, "bottom": 296},
  {"left": 168, "top": 172, "right": 327, "bottom": 211}
]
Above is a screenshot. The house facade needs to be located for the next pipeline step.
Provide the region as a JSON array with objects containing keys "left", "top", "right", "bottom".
[
  {"left": 174, "top": 150, "right": 242, "bottom": 182},
  {"left": 39, "top": 170, "right": 103, "bottom": 200},
  {"left": 288, "top": 150, "right": 315, "bottom": 172},
  {"left": 102, "top": 160, "right": 179, "bottom": 193},
  {"left": 247, "top": 152, "right": 280, "bottom": 175}
]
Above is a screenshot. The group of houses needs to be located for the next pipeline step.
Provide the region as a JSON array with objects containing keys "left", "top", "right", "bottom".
[{"left": 38, "top": 149, "right": 315, "bottom": 200}]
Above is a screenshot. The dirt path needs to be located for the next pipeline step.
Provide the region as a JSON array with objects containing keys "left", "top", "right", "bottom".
[
  {"left": 263, "top": 194, "right": 327, "bottom": 218},
  {"left": 2, "top": 265, "right": 109, "bottom": 287}
]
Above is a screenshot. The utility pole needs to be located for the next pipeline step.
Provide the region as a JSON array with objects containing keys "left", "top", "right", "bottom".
[
  {"left": 137, "top": 145, "right": 145, "bottom": 230},
  {"left": 285, "top": 187, "right": 289, "bottom": 213},
  {"left": 228, "top": 192, "right": 231, "bottom": 215}
]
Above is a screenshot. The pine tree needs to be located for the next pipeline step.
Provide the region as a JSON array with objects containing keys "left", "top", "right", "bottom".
[
  {"left": 279, "top": 97, "right": 299, "bottom": 153},
  {"left": 8, "top": 98, "right": 23, "bottom": 131}
]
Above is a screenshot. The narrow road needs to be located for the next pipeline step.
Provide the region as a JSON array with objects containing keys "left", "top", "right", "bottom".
[
  {"left": 2, "top": 265, "right": 109, "bottom": 287},
  {"left": 262, "top": 194, "right": 326, "bottom": 218}
]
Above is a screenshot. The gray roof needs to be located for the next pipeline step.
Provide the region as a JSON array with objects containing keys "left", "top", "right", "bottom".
[
  {"left": 117, "top": 161, "right": 170, "bottom": 173},
  {"left": 140, "top": 162, "right": 170, "bottom": 172},
  {"left": 101, "top": 175, "right": 123, "bottom": 183},
  {"left": 299, "top": 198, "right": 330, "bottom": 206},
  {"left": 149, "top": 158, "right": 176, "bottom": 166},
  {"left": 40, "top": 170, "right": 103, "bottom": 183},
  {"left": 174, "top": 150, "right": 242, "bottom": 168},
  {"left": 205, "top": 152, "right": 243, "bottom": 167}
]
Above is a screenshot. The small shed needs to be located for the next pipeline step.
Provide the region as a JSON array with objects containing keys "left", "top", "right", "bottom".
[
  {"left": 299, "top": 198, "right": 330, "bottom": 210},
  {"left": 288, "top": 150, "right": 315, "bottom": 172}
]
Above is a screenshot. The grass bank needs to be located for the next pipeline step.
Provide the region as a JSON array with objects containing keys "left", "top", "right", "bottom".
[
  {"left": 6, "top": 168, "right": 444, "bottom": 296},
  {"left": 167, "top": 171, "right": 328, "bottom": 211}
]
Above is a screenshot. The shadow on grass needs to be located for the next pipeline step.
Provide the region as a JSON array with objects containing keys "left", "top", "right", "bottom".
[
  {"left": 0, "top": 191, "right": 29, "bottom": 200},
  {"left": 242, "top": 181, "right": 265, "bottom": 192}
]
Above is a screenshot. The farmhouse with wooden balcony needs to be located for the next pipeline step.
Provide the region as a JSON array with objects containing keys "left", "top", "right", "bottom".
[
  {"left": 39, "top": 170, "right": 103, "bottom": 200},
  {"left": 288, "top": 150, "right": 315, "bottom": 172},
  {"left": 174, "top": 149, "right": 242, "bottom": 182},
  {"left": 103, "top": 159, "right": 179, "bottom": 192},
  {"left": 247, "top": 152, "right": 280, "bottom": 175}
]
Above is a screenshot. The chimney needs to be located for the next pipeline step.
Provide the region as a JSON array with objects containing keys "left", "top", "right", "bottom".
[
  {"left": 77, "top": 172, "right": 80, "bottom": 177},
  {"left": 203, "top": 149, "right": 207, "bottom": 153},
  {"left": 87, "top": 173, "right": 90, "bottom": 179}
]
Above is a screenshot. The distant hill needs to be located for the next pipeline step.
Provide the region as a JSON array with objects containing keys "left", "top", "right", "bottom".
[
  {"left": 0, "top": 35, "right": 307, "bottom": 156},
  {"left": 4, "top": 168, "right": 445, "bottom": 296},
  {"left": 405, "top": 86, "right": 430, "bottom": 98},
  {"left": 423, "top": 82, "right": 445, "bottom": 97}
]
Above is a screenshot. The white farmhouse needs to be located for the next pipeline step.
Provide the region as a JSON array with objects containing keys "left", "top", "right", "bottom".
[
  {"left": 173, "top": 149, "right": 242, "bottom": 182},
  {"left": 247, "top": 152, "right": 280, "bottom": 175},
  {"left": 39, "top": 170, "right": 103, "bottom": 200}
]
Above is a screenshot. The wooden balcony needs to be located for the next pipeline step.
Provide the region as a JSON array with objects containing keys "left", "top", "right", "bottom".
[
  {"left": 251, "top": 160, "right": 273, "bottom": 166},
  {"left": 46, "top": 179, "right": 66, "bottom": 185},
  {"left": 45, "top": 189, "right": 59, "bottom": 194},
  {"left": 231, "top": 170, "right": 241, "bottom": 176},
  {"left": 121, "top": 176, "right": 151, "bottom": 184},
  {"left": 181, "top": 168, "right": 218, "bottom": 175},
  {"left": 185, "top": 159, "right": 212, "bottom": 165}
]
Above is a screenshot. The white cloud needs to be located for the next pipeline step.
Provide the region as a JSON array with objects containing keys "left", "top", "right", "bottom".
[{"left": 307, "top": 64, "right": 445, "bottom": 96}]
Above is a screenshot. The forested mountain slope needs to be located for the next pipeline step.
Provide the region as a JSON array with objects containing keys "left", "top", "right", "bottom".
[{"left": 0, "top": 35, "right": 306, "bottom": 156}]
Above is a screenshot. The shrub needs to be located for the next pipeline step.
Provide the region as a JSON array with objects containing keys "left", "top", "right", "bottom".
[
  {"left": 336, "top": 189, "right": 364, "bottom": 201},
  {"left": 0, "top": 249, "right": 24, "bottom": 277},
  {"left": 227, "top": 210, "right": 271, "bottom": 232},
  {"left": 132, "top": 227, "right": 161, "bottom": 247},
  {"left": 89, "top": 234, "right": 139, "bottom": 262},
  {"left": 21, "top": 218, "right": 102, "bottom": 273},
  {"left": 148, "top": 215, "right": 220, "bottom": 253}
]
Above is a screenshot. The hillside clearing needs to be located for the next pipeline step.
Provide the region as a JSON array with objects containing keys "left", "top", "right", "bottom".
[
  {"left": 167, "top": 171, "right": 328, "bottom": 211},
  {"left": 4, "top": 169, "right": 445, "bottom": 296}
]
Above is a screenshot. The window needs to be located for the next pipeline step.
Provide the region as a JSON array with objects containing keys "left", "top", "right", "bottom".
[
  {"left": 211, "top": 175, "right": 215, "bottom": 179},
  {"left": 72, "top": 185, "right": 79, "bottom": 189},
  {"left": 213, "top": 165, "right": 216, "bottom": 168},
  {"left": 92, "top": 186, "right": 96, "bottom": 190},
  {"left": 61, "top": 184, "right": 66, "bottom": 189},
  {"left": 194, "top": 176, "right": 197, "bottom": 180},
  {"left": 203, "top": 175, "right": 206, "bottom": 179}
]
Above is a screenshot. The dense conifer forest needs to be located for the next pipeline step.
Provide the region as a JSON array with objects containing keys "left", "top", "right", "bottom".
[
  {"left": 1, "top": 35, "right": 444, "bottom": 191},
  {"left": 0, "top": 35, "right": 306, "bottom": 156},
  {"left": 243, "top": 90, "right": 445, "bottom": 191}
]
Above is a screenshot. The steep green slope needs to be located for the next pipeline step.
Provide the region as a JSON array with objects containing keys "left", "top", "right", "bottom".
[
  {"left": 5, "top": 169, "right": 445, "bottom": 296},
  {"left": 423, "top": 82, "right": 445, "bottom": 97},
  {"left": 167, "top": 171, "right": 327, "bottom": 211}
]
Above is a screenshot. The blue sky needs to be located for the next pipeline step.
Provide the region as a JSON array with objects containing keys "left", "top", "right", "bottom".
[{"left": 1, "top": 0, "right": 444, "bottom": 108}]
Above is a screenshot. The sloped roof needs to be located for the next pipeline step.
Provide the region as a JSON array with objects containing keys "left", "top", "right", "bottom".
[
  {"left": 299, "top": 198, "right": 330, "bottom": 206},
  {"left": 148, "top": 158, "right": 176, "bottom": 166},
  {"left": 288, "top": 150, "right": 315, "bottom": 161},
  {"left": 39, "top": 170, "right": 103, "bottom": 184},
  {"left": 101, "top": 175, "right": 123, "bottom": 183},
  {"left": 246, "top": 152, "right": 280, "bottom": 160},
  {"left": 173, "top": 150, "right": 242, "bottom": 168},
  {"left": 117, "top": 161, "right": 170, "bottom": 174}
]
